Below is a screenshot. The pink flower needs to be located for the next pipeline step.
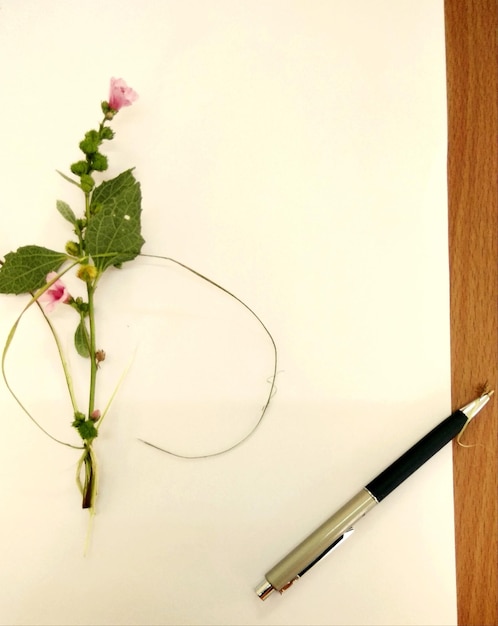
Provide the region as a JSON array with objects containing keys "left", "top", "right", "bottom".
[
  {"left": 90, "top": 409, "right": 101, "bottom": 421},
  {"left": 39, "top": 272, "right": 71, "bottom": 312},
  {"left": 108, "top": 77, "right": 138, "bottom": 111}
]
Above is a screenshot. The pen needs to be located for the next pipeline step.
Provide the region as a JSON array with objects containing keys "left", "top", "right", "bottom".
[{"left": 256, "top": 391, "right": 494, "bottom": 600}]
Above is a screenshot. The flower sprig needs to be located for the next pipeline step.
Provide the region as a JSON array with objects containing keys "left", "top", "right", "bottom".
[
  {"left": 0, "top": 78, "right": 278, "bottom": 524},
  {"left": 0, "top": 78, "right": 141, "bottom": 512}
]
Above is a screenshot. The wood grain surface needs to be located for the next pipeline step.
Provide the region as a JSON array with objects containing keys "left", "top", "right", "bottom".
[{"left": 445, "top": 1, "right": 498, "bottom": 624}]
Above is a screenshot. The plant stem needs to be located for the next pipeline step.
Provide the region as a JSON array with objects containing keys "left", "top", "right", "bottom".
[
  {"left": 80, "top": 189, "right": 99, "bottom": 511},
  {"left": 80, "top": 443, "right": 98, "bottom": 509},
  {"left": 87, "top": 282, "right": 97, "bottom": 416},
  {"left": 84, "top": 190, "right": 91, "bottom": 226}
]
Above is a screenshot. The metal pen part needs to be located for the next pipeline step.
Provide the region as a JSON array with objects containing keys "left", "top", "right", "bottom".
[
  {"left": 297, "top": 526, "right": 354, "bottom": 577},
  {"left": 256, "top": 528, "right": 355, "bottom": 600},
  {"left": 256, "top": 488, "right": 377, "bottom": 599},
  {"left": 460, "top": 390, "right": 494, "bottom": 422},
  {"left": 255, "top": 579, "right": 275, "bottom": 601}
]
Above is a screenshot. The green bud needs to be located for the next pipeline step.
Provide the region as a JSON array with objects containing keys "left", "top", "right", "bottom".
[
  {"left": 76, "top": 218, "right": 87, "bottom": 231},
  {"left": 100, "top": 126, "right": 114, "bottom": 140},
  {"left": 72, "top": 411, "right": 85, "bottom": 426},
  {"left": 101, "top": 101, "right": 116, "bottom": 120},
  {"left": 69, "top": 297, "right": 89, "bottom": 315},
  {"left": 91, "top": 152, "right": 108, "bottom": 172},
  {"left": 80, "top": 174, "right": 95, "bottom": 193},
  {"left": 70, "top": 160, "right": 88, "bottom": 176},
  {"left": 77, "top": 264, "right": 98, "bottom": 283},
  {"left": 79, "top": 130, "right": 101, "bottom": 155},
  {"left": 65, "top": 241, "right": 80, "bottom": 257}
]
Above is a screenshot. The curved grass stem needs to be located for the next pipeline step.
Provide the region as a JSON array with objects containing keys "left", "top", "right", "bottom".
[
  {"left": 137, "top": 253, "right": 278, "bottom": 459},
  {"left": 1, "top": 261, "right": 83, "bottom": 449}
]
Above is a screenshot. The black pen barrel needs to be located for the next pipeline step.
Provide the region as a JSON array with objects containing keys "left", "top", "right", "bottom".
[{"left": 365, "top": 410, "right": 468, "bottom": 502}]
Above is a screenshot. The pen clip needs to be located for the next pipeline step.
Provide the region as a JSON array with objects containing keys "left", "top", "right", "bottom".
[
  {"left": 296, "top": 527, "right": 355, "bottom": 579},
  {"left": 258, "top": 529, "right": 356, "bottom": 599}
]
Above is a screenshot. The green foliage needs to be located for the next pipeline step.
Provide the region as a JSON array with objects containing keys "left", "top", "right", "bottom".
[
  {"left": 56, "top": 170, "right": 82, "bottom": 189},
  {"left": 0, "top": 246, "right": 68, "bottom": 294},
  {"left": 56, "top": 200, "right": 77, "bottom": 225},
  {"left": 72, "top": 413, "right": 98, "bottom": 441},
  {"left": 86, "top": 169, "right": 144, "bottom": 272},
  {"left": 74, "top": 319, "right": 91, "bottom": 358}
]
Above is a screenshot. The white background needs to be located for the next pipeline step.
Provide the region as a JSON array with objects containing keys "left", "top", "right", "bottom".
[{"left": 0, "top": 1, "right": 453, "bottom": 624}]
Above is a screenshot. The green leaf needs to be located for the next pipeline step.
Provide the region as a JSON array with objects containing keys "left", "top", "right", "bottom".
[
  {"left": 56, "top": 200, "right": 77, "bottom": 225},
  {"left": 0, "top": 245, "right": 68, "bottom": 294},
  {"left": 86, "top": 169, "right": 145, "bottom": 272},
  {"left": 56, "top": 169, "right": 82, "bottom": 189},
  {"left": 73, "top": 419, "right": 98, "bottom": 442},
  {"left": 74, "top": 319, "right": 91, "bottom": 358}
]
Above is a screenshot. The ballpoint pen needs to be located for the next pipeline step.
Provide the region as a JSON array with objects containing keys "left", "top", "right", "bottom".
[{"left": 256, "top": 390, "right": 494, "bottom": 600}]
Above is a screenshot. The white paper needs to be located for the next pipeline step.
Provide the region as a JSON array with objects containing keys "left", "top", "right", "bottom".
[{"left": 0, "top": 1, "right": 453, "bottom": 625}]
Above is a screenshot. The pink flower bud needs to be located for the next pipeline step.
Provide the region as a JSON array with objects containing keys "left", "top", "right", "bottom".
[
  {"left": 39, "top": 272, "right": 71, "bottom": 312},
  {"left": 90, "top": 409, "right": 101, "bottom": 421},
  {"left": 108, "top": 77, "right": 138, "bottom": 111}
]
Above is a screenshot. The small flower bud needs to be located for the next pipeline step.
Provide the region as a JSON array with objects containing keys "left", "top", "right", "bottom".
[
  {"left": 91, "top": 152, "right": 108, "bottom": 172},
  {"left": 77, "top": 299, "right": 89, "bottom": 314},
  {"left": 70, "top": 160, "right": 88, "bottom": 176},
  {"left": 95, "top": 349, "right": 106, "bottom": 367},
  {"left": 80, "top": 174, "right": 95, "bottom": 193},
  {"left": 90, "top": 409, "right": 101, "bottom": 421},
  {"left": 77, "top": 264, "right": 98, "bottom": 283},
  {"left": 65, "top": 241, "right": 80, "bottom": 257},
  {"left": 72, "top": 411, "right": 85, "bottom": 426},
  {"left": 69, "top": 297, "right": 89, "bottom": 315},
  {"left": 100, "top": 126, "right": 114, "bottom": 140},
  {"left": 79, "top": 130, "right": 101, "bottom": 155}
]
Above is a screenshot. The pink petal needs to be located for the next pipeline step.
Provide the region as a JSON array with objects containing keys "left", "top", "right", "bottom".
[
  {"left": 39, "top": 272, "right": 71, "bottom": 312},
  {"left": 108, "top": 77, "right": 138, "bottom": 111}
]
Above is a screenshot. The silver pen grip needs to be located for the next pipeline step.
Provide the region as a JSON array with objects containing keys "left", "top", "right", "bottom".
[{"left": 259, "top": 488, "right": 378, "bottom": 597}]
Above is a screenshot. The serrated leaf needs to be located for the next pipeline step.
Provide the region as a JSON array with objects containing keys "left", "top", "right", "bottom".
[
  {"left": 74, "top": 319, "right": 91, "bottom": 358},
  {"left": 74, "top": 419, "right": 98, "bottom": 441},
  {"left": 56, "top": 200, "right": 77, "bottom": 225},
  {"left": 86, "top": 169, "right": 145, "bottom": 272},
  {"left": 0, "top": 245, "right": 68, "bottom": 294}
]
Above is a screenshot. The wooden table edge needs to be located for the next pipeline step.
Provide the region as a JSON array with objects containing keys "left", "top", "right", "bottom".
[{"left": 445, "top": 1, "right": 498, "bottom": 624}]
